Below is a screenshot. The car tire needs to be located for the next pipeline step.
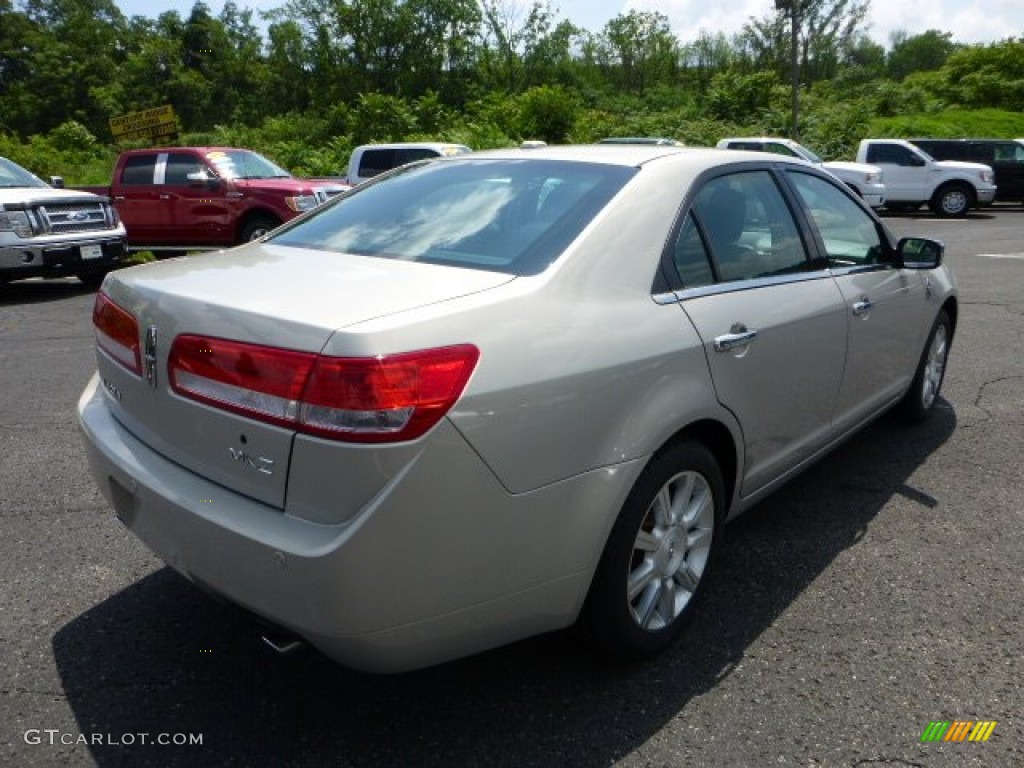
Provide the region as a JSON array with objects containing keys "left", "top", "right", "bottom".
[
  {"left": 899, "top": 309, "right": 952, "bottom": 423},
  {"left": 239, "top": 216, "right": 280, "bottom": 243},
  {"left": 930, "top": 183, "right": 973, "bottom": 217},
  {"left": 581, "top": 440, "right": 724, "bottom": 659}
]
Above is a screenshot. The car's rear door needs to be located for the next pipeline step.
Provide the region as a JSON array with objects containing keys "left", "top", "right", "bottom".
[
  {"left": 671, "top": 168, "right": 848, "bottom": 497},
  {"left": 114, "top": 153, "right": 167, "bottom": 242},
  {"left": 784, "top": 169, "right": 928, "bottom": 433}
]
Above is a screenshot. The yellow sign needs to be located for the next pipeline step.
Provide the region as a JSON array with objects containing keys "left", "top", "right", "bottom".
[{"left": 109, "top": 105, "right": 178, "bottom": 143}]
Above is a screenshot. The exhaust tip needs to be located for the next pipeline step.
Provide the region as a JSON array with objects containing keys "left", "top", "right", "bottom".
[{"left": 260, "top": 627, "right": 305, "bottom": 655}]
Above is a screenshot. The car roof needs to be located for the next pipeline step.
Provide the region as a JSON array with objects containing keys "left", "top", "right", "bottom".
[
  {"left": 119, "top": 147, "right": 256, "bottom": 154},
  {"left": 355, "top": 142, "right": 471, "bottom": 151},
  {"left": 598, "top": 137, "right": 684, "bottom": 146},
  {"left": 452, "top": 144, "right": 812, "bottom": 171},
  {"left": 718, "top": 137, "right": 799, "bottom": 145}
]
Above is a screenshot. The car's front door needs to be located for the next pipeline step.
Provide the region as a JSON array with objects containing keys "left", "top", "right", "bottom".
[
  {"left": 673, "top": 170, "right": 848, "bottom": 497},
  {"left": 163, "top": 152, "right": 233, "bottom": 245},
  {"left": 865, "top": 143, "right": 927, "bottom": 202},
  {"left": 785, "top": 170, "right": 928, "bottom": 433}
]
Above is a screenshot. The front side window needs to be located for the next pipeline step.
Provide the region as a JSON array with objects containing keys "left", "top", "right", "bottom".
[
  {"left": 691, "top": 171, "right": 808, "bottom": 282},
  {"left": 764, "top": 143, "right": 800, "bottom": 158},
  {"left": 165, "top": 154, "right": 209, "bottom": 185},
  {"left": 867, "top": 144, "right": 920, "bottom": 165},
  {"left": 270, "top": 159, "right": 636, "bottom": 276},
  {"left": 788, "top": 172, "right": 885, "bottom": 267},
  {"left": 992, "top": 142, "right": 1024, "bottom": 163}
]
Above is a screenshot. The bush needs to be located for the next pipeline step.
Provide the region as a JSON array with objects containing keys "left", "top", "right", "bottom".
[{"left": 515, "top": 86, "right": 578, "bottom": 143}]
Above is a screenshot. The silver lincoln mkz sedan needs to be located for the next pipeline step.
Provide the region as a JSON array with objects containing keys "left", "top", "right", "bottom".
[{"left": 79, "top": 146, "right": 956, "bottom": 673}]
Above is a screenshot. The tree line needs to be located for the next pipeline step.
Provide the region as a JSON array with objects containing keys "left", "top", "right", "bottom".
[{"left": 0, "top": 0, "right": 1021, "bottom": 181}]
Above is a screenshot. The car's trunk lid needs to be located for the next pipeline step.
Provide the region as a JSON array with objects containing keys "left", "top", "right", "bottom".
[{"left": 95, "top": 244, "right": 513, "bottom": 508}]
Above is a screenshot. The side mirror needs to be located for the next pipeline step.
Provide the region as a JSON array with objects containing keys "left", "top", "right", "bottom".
[
  {"left": 909, "top": 154, "right": 926, "bottom": 167},
  {"left": 897, "top": 236, "right": 944, "bottom": 269},
  {"left": 50, "top": 176, "right": 65, "bottom": 188},
  {"left": 186, "top": 171, "right": 220, "bottom": 188}
]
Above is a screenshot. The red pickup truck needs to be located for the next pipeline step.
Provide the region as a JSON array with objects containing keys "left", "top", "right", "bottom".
[{"left": 79, "top": 147, "right": 347, "bottom": 253}]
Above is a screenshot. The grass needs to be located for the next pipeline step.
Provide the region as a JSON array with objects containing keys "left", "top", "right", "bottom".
[{"left": 869, "top": 108, "right": 1024, "bottom": 138}]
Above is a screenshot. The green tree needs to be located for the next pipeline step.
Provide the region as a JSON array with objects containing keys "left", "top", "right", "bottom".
[
  {"left": 887, "top": 29, "right": 958, "bottom": 80},
  {"left": 10, "top": 0, "right": 129, "bottom": 135},
  {"left": 942, "top": 38, "right": 1024, "bottom": 111},
  {"left": 600, "top": 10, "right": 678, "bottom": 93}
]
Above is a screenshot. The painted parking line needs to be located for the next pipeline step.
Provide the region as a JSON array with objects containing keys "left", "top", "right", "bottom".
[{"left": 978, "top": 253, "right": 1024, "bottom": 260}]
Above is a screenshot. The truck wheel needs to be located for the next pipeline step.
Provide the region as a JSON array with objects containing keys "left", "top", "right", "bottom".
[
  {"left": 930, "top": 183, "right": 973, "bottom": 217},
  {"left": 239, "top": 216, "right": 280, "bottom": 243}
]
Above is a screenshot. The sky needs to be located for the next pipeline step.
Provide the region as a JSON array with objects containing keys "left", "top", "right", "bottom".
[{"left": 113, "top": 0, "right": 1022, "bottom": 48}]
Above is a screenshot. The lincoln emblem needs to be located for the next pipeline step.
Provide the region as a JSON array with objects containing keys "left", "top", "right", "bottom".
[{"left": 144, "top": 326, "right": 158, "bottom": 388}]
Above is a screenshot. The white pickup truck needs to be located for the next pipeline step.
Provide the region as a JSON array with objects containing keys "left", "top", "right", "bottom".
[
  {"left": 856, "top": 139, "right": 996, "bottom": 217},
  {"left": 716, "top": 137, "right": 887, "bottom": 207},
  {"left": 345, "top": 142, "right": 472, "bottom": 185},
  {"left": 1, "top": 156, "right": 126, "bottom": 285}
]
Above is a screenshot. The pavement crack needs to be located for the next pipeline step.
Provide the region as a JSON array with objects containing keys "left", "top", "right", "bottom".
[{"left": 972, "top": 374, "right": 1024, "bottom": 420}]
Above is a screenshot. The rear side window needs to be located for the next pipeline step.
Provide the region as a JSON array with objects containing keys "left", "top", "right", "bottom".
[
  {"left": 356, "top": 149, "right": 429, "bottom": 179},
  {"left": 395, "top": 148, "right": 440, "bottom": 165},
  {"left": 270, "top": 159, "right": 635, "bottom": 275},
  {"left": 670, "top": 212, "right": 716, "bottom": 288},
  {"left": 691, "top": 171, "right": 808, "bottom": 282},
  {"left": 121, "top": 155, "right": 156, "bottom": 185}
]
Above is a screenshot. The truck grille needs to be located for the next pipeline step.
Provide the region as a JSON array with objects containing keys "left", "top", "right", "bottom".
[{"left": 37, "top": 202, "right": 114, "bottom": 233}]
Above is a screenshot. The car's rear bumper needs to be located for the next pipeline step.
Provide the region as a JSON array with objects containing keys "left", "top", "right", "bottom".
[{"left": 78, "top": 374, "right": 639, "bottom": 672}]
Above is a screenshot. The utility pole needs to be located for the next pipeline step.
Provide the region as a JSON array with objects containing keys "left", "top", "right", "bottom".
[{"left": 775, "top": 0, "right": 800, "bottom": 140}]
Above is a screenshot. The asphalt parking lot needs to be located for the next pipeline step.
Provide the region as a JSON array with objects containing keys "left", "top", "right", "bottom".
[{"left": 2, "top": 205, "right": 1022, "bottom": 767}]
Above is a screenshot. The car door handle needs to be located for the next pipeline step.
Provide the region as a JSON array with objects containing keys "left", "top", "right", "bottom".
[
  {"left": 159, "top": 194, "right": 171, "bottom": 200},
  {"left": 852, "top": 297, "right": 873, "bottom": 316},
  {"left": 714, "top": 326, "right": 758, "bottom": 352}
]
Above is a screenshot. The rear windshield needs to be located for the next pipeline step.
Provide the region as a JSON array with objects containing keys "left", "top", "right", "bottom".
[{"left": 269, "top": 158, "right": 636, "bottom": 275}]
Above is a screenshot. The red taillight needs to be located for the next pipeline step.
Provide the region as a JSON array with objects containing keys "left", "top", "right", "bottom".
[
  {"left": 93, "top": 291, "right": 141, "bottom": 375},
  {"left": 168, "top": 336, "right": 478, "bottom": 443},
  {"left": 168, "top": 336, "right": 315, "bottom": 429},
  {"left": 301, "top": 346, "right": 480, "bottom": 442}
]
